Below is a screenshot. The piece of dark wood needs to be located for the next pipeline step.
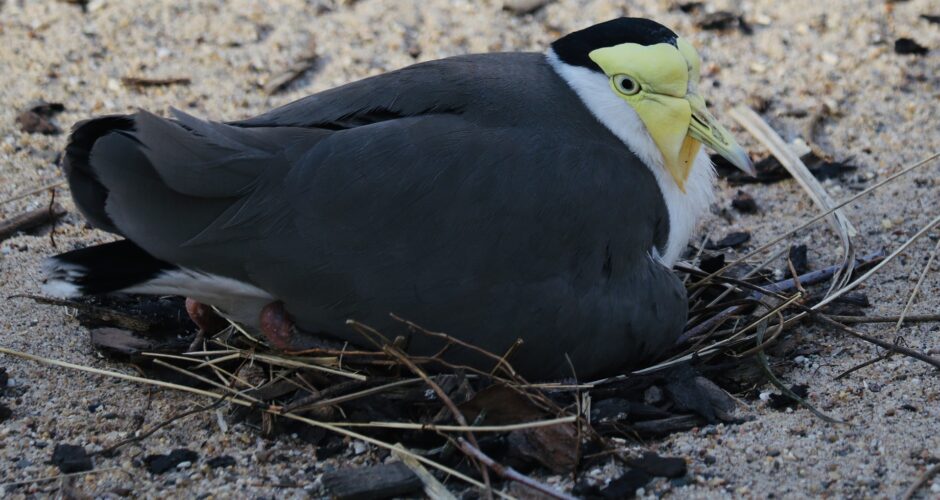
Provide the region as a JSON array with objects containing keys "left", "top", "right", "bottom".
[
  {"left": 121, "top": 76, "right": 191, "bottom": 88},
  {"left": 321, "top": 462, "right": 422, "bottom": 500},
  {"left": 630, "top": 415, "right": 699, "bottom": 435},
  {"left": 0, "top": 203, "right": 65, "bottom": 242}
]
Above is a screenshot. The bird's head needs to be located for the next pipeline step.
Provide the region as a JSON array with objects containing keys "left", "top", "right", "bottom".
[{"left": 551, "top": 18, "right": 754, "bottom": 191}]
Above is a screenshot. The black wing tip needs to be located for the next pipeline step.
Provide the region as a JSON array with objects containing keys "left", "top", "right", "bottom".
[{"left": 42, "top": 240, "right": 175, "bottom": 297}]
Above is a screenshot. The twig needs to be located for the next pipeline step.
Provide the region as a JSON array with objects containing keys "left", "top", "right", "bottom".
[
  {"left": 0, "top": 180, "right": 66, "bottom": 206},
  {"left": 325, "top": 416, "right": 576, "bottom": 432},
  {"left": 675, "top": 250, "right": 884, "bottom": 345},
  {"left": 691, "top": 151, "right": 939, "bottom": 290},
  {"left": 731, "top": 105, "right": 857, "bottom": 295},
  {"left": 894, "top": 236, "right": 940, "bottom": 333},
  {"left": 0, "top": 467, "right": 125, "bottom": 489},
  {"left": 121, "top": 76, "right": 191, "bottom": 88},
  {"left": 393, "top": 444, "right": 459, "bottom": 500},
  {"left": 900, "top": 464, "right": 940, "bottom": 500},
  {"left": 457, "top": 438, "right": 577, "bottom": 500},
  {"left": 755, "top": 302, "right": 843, "bottom": 424},
  {"left": 383, "top": 345, "right": 494, "bottom": 496},
  {"left": 94, "top": 399, "right": 225, "bottom": 457},
  {"left": 0, "top": 346, "right": 512, "bottom": 499},
  {"left": 390, "top": 314, "right": 524, "bottom": 381},
  {"left": 0, "top": 203, "right": 66, "bottom": 242},
  {"left": 826, "top": 314, "right": 940, "bottom": 324}
]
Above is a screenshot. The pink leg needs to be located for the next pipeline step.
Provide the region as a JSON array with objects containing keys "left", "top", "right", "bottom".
[
  {"left": 185, "top": 298, "right": 227, "bottom": 350},
  {"left": 259, "top": 301, "right": 295, "bottom": 351}
]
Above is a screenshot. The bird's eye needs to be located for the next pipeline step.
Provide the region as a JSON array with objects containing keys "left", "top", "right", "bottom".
[{"left": 614, "top": 75, "right": 641, "bottom": 96}]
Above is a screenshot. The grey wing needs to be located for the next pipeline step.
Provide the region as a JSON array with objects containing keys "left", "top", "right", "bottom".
[{"left": 235, "top": 115, "right": 684, "bottom": 379}]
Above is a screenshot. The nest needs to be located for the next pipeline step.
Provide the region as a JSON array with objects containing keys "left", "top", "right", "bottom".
[{"left": 5, "top": 113, "right": 940, "bottom": 498}]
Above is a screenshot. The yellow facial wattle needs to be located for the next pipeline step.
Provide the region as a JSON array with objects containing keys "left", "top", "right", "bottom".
[{"left": 588, "top": 37, "right": 753, "bottom": 191}]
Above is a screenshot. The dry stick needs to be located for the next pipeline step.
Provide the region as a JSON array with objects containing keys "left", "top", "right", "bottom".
[
  {"left": 94, "top": 399, "right": 225, "bottom": 457},
  {"left": 326, "top": 416, "right": 576, "bottom": 433},
  {"left": 836, "top": 235, "right": 940, "bottom": 379},
  {"left": 809, "top": 213, "right": 940, "bottom": 312},
  {"left": 0, "top": 467, "right": 125, "bottom": 489},
  {"left": 390, "top": 314, "right": 523, "bottom": 380},
  {"left": 683, "top": 268, "right": 940, "bottom": 372},
  {"left": 285, "top": 378, "right": 421, "bottom": 413},
  {"left": 0, "top": 180, "right": 66, "bottom": 206},
  {"left": 0, "top": 203, "right": 66, "bottom": 242},
  {"left": 900, "top": 463, "right": 940, "bottom": 500},
  {"left": 383, "top": 346, "right": 494, "bottom": 496},
  {"left": 894, "top": 235, "right": 940, "bottom": 332},
  {"left": 732, "top": 106, "right": 857, "bottom": 298},
  {"left": 827, "top": 314, "right": 940, "bottom": 324},
  {"left": 755, "top": 301, "right": 842, "bottom": 424},
  {"left": 393, "top": 444, "right": 459, "bottom": 500},
  {"left": 690, "top": 151, "right": 940, "bottom": 290},
  {"left": 675, "top": 250, "right": 884, "bottom": 345},
  {"left": 121, "top": 76, "right": 191, "bottom": 88},
  {"left": 0, "top": 347, "right": 510, "bottom": 499},
  {"left": 457, "top": 438, "right": 577, "bottom": 500}
]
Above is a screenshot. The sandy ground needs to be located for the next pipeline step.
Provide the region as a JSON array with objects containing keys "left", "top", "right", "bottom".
[{"left": 1, "top": 0, "right": 938, "bottom": 497}]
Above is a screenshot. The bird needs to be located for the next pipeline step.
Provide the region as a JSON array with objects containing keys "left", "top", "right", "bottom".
[{"left": 42, "top": 17, "right": 754, "bottom": 381}]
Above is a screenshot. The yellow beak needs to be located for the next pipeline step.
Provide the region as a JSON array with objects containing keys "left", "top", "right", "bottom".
[
  {"left": 686, "top": 94, "right": 755, "bottom": 178},
  {"left": 636, "top": 93, "right": 754, "bottom": 191}
]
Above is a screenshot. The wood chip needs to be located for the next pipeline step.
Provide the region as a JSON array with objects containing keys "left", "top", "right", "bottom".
[{"left": 321, "top": 462, "right": 422, "bottom": 500}]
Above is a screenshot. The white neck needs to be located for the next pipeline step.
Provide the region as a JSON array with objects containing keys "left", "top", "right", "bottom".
[{"left": 545, "top": 49, "right": 715, "bottom": 266}]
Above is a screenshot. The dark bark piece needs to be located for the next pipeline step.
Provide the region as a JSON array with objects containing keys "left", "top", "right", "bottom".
[
  {"left": 895, "top": 38, "right": 929, "bottom": 55},
  {"left": 206, "top": 455, "right": 236, "bottom": 468},
  {"left": 788, "top": 244, "right": 810, "bottom": 274},
  {"left": 699, "top": 253, "right": 726, "bottom": 274},
  {"left": 0, "top": 204, "right": 66, "bottom": 242},
  {"left": 768, "top": 384, "right": 809, "bottom": 409},
  {"left": 459, "top": 383, "right": 543, "bottom": 424},
  {"left": 15, "top": 101, "right": 65, "bottom": 134},
  {"left": 52, "top": 444, "right": 93, "bottom": 473},
  {"left": 706, "top": 231, "right": 750, "bottom": 250},
  {"left": 630, "top": 452, "right": 687, "bottom": 478},
  {"left": 922, "top": 15, "right": 940, "bottom": 24},
  {"left": 599, "top": 468, "right": 652, "bottom": 499},
  {"left": 321, "top": 462, "right": 422, "bottom": 500},
  {"left": 713, "top": 151, "right": 858, "bottom": 185},
  {"left": 502, "top": 0, "right": 554, "bottom": 15},
  {"left": 673, "top": 2, "right": 704, "bottom": 13},
  {"left": 507, "top": 422, "right": 579, "bottom": 474},
  {"left": 143, "top": 448, "right": 198, "bottom": 474},
  {"left": 631, "top": 415, "right": 699, "bottom": 435},
  {"left": 121, "top": 76, "right": 191, "bottom": 88},
  {"left": 731, "top": 190, "right": 758, "bottom": 213},
  {"left": 0, "top": 403, "right": 12, "bottom": 423},
  {"left": 697, "top": 12, "right": 752, "bottom": 34}
]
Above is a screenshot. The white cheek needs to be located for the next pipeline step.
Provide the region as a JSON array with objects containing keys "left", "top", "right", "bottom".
[{"left": 546, "top": 49, "right": 716, "bottom": 266}]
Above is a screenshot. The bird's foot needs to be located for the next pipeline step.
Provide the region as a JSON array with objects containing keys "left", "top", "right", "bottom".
[
  {"left": 258, "top": 301, "right": 348, "bottom": 352},
  {"left": 185, "top": 298, "right": 228, "bottom": 351},
  {"left": 259, "top": 301, "right": 296, "bottom": 351}
]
